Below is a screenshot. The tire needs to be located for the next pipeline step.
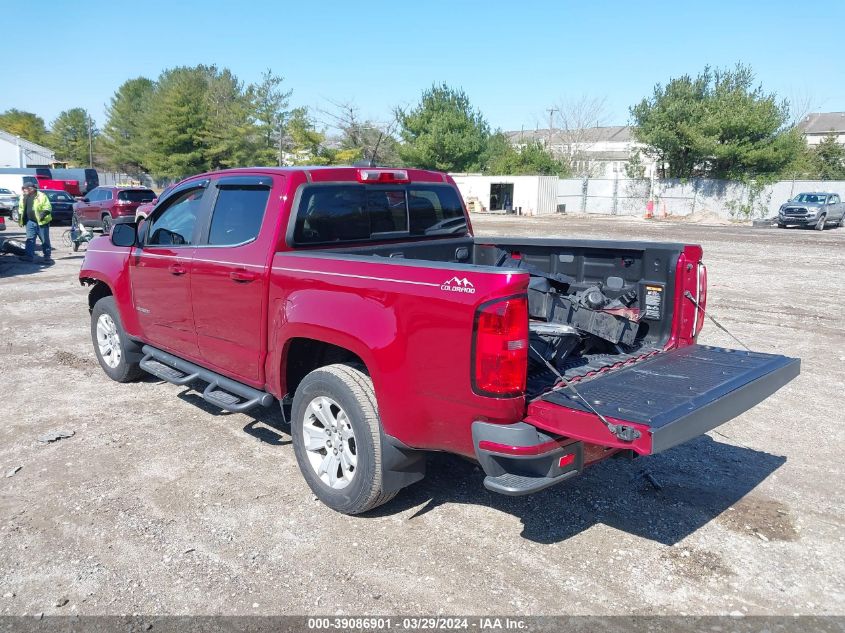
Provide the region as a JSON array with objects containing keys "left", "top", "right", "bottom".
[
  {"left": 814, "top": 214, "right": 826, "bottom": 231},
  {"left": 291, "top": 363, "right": 397, "bottom": 515},
  {"left": 101, "top": 213, "right": 113, "bottom": 235},
  {"left": 90, "top": 296, "right": 143, "bottom": 383},
  {"left": 839, "top": 214, "right": 845, "bottom": 229},
  {"left": 11, "top": 208, "right": 18, "bottom": 223},
  {"left": 777, "top": 223, "right": 786, "bottom": 228}
]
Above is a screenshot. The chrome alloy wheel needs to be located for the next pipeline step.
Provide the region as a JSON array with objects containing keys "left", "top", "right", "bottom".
[
  {"left": 301, "top": 396, "right": 357, "bottom": 490},
  {"left": 96, "top": 313, "right": 122, "bottom": 368}
]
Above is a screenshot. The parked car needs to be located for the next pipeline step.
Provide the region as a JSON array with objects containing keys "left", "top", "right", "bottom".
[
  {"left": 0, "top": 187, "right": 17, "bottom": 217},
  {"left": 134, "top": 185, "right": 176, "bottom": 222},
  {"left": 73, "top": 186, "right": 156, "bottom": 233},
  {"left": 79, "top": 166, "right": 799, "bottom": 515},
  {"left": 42, "top": 189, "right": 77, "bottom": 224},
  {"left": 778, "top": 192, "right": 845, "bottom": 230}
]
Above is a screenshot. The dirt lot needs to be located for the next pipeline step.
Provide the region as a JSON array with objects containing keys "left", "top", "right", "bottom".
[{"left": 0, "top": 215, "right": 843, "bottom": 617}]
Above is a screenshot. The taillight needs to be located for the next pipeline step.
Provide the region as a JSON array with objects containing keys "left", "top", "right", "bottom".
[
  {"left": 472, "top": 296, "right": 528, "bottom": 397},
  {"left": 693, "top": 262, "right": 707, "bottom": 337}
]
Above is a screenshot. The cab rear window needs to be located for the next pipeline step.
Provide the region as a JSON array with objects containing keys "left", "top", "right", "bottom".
[{"left": 293, "top": 184, "right": 467, "bottom": 245}]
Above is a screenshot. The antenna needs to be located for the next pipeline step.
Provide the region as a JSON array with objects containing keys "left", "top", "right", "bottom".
[{"left": 369, "top": 131, "right": 385, "bottom": 167}]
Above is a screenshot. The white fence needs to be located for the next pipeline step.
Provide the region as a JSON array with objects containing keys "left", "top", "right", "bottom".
[{"left": 557, "top": 177, "right": 845, "bottom": 219}]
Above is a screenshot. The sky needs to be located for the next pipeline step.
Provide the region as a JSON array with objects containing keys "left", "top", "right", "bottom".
[{"left": 4, "top": 0, "right": 843, "bottom": 134}]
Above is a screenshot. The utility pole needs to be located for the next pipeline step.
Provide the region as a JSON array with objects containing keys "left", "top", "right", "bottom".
[
  {"left": 87, "top": 114, "right": 94, "bottom": 168},
  {"left": 546, "top": 107, "right": 558, "bottom": 153},
  {"left": 278, "top": 119, "right": 284, "bottom": 166}
]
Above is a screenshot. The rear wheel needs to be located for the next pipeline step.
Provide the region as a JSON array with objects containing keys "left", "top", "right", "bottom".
[
  {"left": 291, "top": 363, "right": 397, "bottom": 515},
  {"left": 11, "top": 208, "right": 18, "bottom": 223},
  {"left": 814, "top": 214, "right": 826, "bottom": 231},
  {"left": 777, "top": 223, "right": 786, "bottom": 228},
  {"left": 90, "top": 296, "right": 142, "bottom": 382},
  {"left": 101, "top": 212, "right": 113, "bottom": 234},
  {"left": 839, "top": 214, "right": 845, "bottom": 228}
]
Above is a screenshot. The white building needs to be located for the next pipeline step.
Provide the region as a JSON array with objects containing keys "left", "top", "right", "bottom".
[
  {"left": 451, "top": 174, "right": 559, "bottom": 216},
  {"left": 505, "top": 126, "right": 657, "bottom": 178},
  {"left": 798, "top": 112, "right": 845, "bottom": 147},
  {"left": 0, "top": 128, "right": 56, "bottom": 168}
]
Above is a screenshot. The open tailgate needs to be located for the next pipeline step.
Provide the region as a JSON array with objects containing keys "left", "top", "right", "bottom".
[{"left": 526, "top": 345, "right": 800, "bottom": 455}]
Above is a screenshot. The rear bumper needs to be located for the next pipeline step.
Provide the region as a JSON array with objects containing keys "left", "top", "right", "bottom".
[{"left": 472, "top": 421, "right": 583, "bottom": 495}]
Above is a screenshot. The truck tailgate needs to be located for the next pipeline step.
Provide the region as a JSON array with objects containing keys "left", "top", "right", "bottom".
[{"left": 526, "top": 345, "right": 800, "bottom": 455}]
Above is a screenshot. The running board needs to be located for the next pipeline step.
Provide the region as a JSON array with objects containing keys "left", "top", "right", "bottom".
[{"left": 140, "top": 345, "right": 274, "bottom": 413}]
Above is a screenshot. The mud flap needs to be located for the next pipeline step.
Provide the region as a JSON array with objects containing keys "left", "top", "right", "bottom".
[{"left": 528, "top": 345, "right": 800, "bottom": 455}]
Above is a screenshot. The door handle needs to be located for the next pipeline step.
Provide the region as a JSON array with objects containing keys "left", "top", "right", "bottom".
[
  {"left": 169, "top": 263, "right": 187, "bottom": 276},
  {"left": 229, "top": 269, "right": 257, "bottom": 283}
]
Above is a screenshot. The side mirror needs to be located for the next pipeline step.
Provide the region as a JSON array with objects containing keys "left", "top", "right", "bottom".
[
  {"left": 81, "top": 197, "right": 89, "bottom": 203},
  {"left": 110, "top": 222, "right": 138, "bottom": 248}
]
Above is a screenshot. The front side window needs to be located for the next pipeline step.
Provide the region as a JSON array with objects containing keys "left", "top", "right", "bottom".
[
  {"left": 103, "top": 190, "right": 114, "bottom": 200},
  {"left": 147, "top": 189, "right": 205, "bottom": 246},
  {"left": 86, "top": 189, "right": 101, "bottom": 202},
  {"left": 208, "top": 186, "right": 270, "bottom": 246},
  {"left": 293, "top": 184, "right": 466, "bottom": 245}
]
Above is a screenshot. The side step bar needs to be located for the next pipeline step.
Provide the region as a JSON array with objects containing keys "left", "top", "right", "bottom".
[{"left": 140, "top": 345, "right": 274, "bottom": 414}]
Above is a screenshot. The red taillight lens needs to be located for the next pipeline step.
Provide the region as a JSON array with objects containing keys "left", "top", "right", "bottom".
[{"left": 472, "top": 296, "right": 528, "bottom": 397}]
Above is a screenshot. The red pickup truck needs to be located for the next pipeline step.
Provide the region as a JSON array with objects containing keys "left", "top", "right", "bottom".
[{"left": 79, "top": 167, "right": 799, "bottom": 514}]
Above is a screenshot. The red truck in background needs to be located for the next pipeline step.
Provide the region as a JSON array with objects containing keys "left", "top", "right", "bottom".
[
  {"left": 79, "top": 167, "right": 799, "bottom": 515},
  {"left": 36, "top": 177, "right": 82, "bottom": 197}
]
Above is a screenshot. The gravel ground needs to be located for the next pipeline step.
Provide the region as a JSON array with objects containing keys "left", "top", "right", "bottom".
[{"left": 0, "top": 216, "right": 843, "bottom": 617}]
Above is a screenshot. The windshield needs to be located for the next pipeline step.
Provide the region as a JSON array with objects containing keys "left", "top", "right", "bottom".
[
  {"left": 46, "top": 191, "right": 73, "bottom": 202},
  {"left": 0, "top": 188, "right": 11, "bottom": 195},
  {"left": 118, "top": 189, "right": 155, "bottom": 203},
  {"left": 793, "top": 193, "right": 827, "bottom": 204}
]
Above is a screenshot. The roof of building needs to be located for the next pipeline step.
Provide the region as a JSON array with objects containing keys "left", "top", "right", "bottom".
[
  {"left": 798, "top": 112, "right": 845, "bottom": 135},
  {"left": 505, "top": 125, "right": 634, "bottom": 144},
  {"left": 0, "top": 128, "right": 56, "bottom": 162}
]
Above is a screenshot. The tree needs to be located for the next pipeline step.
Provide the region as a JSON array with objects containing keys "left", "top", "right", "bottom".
[
  {"left": 631, "top": 64, "right": 801, "bottom": 179},
  {"left": 810, "top": 132, "right": 845, "bottom": 180},
  {"left": 100, "top": 78, "right": 155, "bottom": 173},
  {"left": 50, "top": 108, "right": 95, "bottom": 166},
  {"left": 319, "top": 99, "right": 401, "bottom": 166},
  {"left": 286, "top": 107, "right": 331, "bottom": 165},
  {"left": 483, "top": 133, "right": 569, "bottom": 176},
  {"left": 550, "top": 95, "right": 610, "bottom": 177},
  {"left": 201, "top": 68, "right": 255, "bottom": 169},
  {"left": 248, "top": 69, "right": 292, "bottom": 165},
  {"left": 141, "top": 66, "right": 213, "bottom": 179},
  {"left": 0, "top": 109, "right": 49, "bottom": 145},
  {"left": 396, "top": 83, "right": 490, "bottom": 172}
]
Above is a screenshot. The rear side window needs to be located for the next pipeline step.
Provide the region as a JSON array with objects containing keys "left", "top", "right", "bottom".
[
  {"left": 293, "top": 184, "right": 466, "bottom": 244},
  {"left": 208, "top": 187, "right": 270, "bottom": 246},
  {"left": 118, "top": 189, "right": 155, "bottom": 203}
]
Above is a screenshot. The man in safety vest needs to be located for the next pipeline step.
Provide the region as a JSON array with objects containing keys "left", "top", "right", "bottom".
[{"left": 19, "top": 182, "right": 53, "bottom": 262}]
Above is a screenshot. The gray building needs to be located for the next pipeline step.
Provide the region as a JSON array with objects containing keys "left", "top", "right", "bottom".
[
  {"left": 797, "top": 112, "right": 845, "bottom": 147},
  {"left": 0, "top": 128, "right": 56, "bottom": 168},
  {"left": 506, "top": 126, "right": 657, "bottom": 178}
]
